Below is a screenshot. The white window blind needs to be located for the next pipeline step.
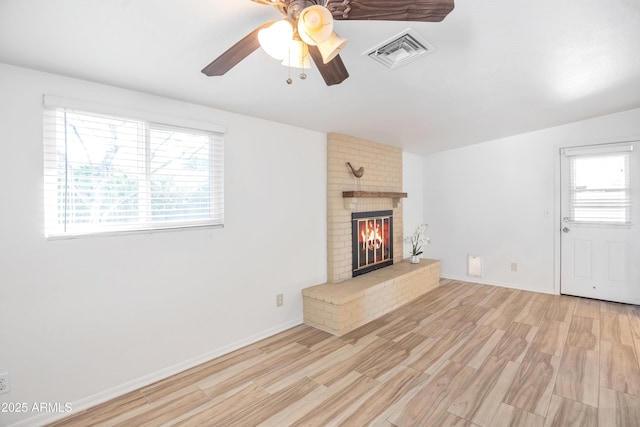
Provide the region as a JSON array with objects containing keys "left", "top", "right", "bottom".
[
  {"left": 43, "top": 102, "right": 224, "bottom": 237},
  {"left": 567, "top": 150, "right": 631, "bottom": 224}
]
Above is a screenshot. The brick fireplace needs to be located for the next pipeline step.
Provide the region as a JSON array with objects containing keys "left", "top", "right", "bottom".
[
  {"left": 327, "top": 133, "right": 404, "bottom": 283},
  {"left": 302, "top": 133, "right": 440, "bottom": 336}
]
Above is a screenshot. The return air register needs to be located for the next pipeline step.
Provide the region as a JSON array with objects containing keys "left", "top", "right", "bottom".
[
  {"left": 468, "top": 255, "right": 483, "bottom": 278},
  {"left": 365, "top": 28, "right": 436, "bottom": 70}
]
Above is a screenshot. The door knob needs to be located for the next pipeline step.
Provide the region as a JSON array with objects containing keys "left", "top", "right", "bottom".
[{"left": 562, "top": 227, "right": 570, "bottom": 233}]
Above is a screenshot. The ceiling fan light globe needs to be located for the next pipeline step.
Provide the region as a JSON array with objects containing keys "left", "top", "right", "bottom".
[
  {"left": 318, "top": 32, "right": 348, "bottom": 64},
  {"left": 297, "top": 5, "right": 333, "bottom": 46},
  {"left": 258, "top": 20, "right": 294, "bottom": 60}
]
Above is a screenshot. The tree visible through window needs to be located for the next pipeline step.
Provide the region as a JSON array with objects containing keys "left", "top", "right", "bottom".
[{"left": 43, "top": 108, "right": 224, "bottom": 237}]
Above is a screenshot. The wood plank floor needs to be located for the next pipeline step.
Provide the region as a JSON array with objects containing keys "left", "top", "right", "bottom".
[{"left": 48, "top": 279, "right": 640, "bottom": 426}]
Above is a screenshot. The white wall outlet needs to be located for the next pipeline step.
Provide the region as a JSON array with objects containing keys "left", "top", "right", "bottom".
[
  {"left": 0, "top": 372, "right": 10, "bottom": 395},
  {"left": 511, "top": 262, "right": 518, "bottom": 272},
  {"left": 276, "top": 294, "right": 283, "bottom": 307}
]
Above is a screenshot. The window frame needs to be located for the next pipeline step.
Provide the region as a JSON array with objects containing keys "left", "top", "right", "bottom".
[{"left": 43, "top": 95, "right": 225, "bottom": 239}]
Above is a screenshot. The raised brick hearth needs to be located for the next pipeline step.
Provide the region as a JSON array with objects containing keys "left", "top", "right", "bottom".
[{"left": 303, "top": 259, "right": 440, "bottom": 336}]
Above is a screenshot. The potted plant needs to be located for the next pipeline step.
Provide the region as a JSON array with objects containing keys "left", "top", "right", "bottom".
[{"left": 405, "top": 224, "right": 431, "bottom": 264}]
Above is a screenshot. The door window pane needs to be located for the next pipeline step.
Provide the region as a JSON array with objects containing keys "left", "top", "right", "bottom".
[{"left": 569, "top": 153, "right": 630, "bottom": 224}]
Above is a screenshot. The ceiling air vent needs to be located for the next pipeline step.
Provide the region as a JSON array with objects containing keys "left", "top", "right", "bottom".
[{"left": 365, "top": 29, "right": 436, "bottom": 70}]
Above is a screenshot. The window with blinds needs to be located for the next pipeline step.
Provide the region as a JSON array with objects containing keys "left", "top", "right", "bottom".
[
  {"left": 43, "top": 102, "right": 224, "bottom": 237},
  {"left": 568, "top": 151, "right": 630, "bottom": 224}
]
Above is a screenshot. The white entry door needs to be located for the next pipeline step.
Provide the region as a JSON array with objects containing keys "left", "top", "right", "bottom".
[{"left": 560, "top": 141, "right": 640, "bottom": 305}]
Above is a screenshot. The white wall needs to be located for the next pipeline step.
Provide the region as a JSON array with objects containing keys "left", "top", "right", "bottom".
[
  {"left": 0, "top": 63, "right": 327, "bottom": 426},
  {"left": 422, "top": 108, "right": 640, "bottom": 294},
  {"left": 402, "top": 152, "right": 424, "bottom": 258}
]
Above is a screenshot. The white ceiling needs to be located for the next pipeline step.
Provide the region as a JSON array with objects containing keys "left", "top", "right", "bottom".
[{"left": 1, "top": 0, "right": 639, "bottom": 154}]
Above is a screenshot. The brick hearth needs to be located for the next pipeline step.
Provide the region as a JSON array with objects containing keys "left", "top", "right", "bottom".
[{"left": 303, "top": 259, "right": 440, "bottom": 336}]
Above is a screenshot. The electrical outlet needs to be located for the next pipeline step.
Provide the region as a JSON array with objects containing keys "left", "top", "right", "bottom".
[
  {"left": 511, "top": 262, "right": 518, "bottom": 272},
  {"left": 0, "top": 372, "right": 10, "bottom": 395},
  {"left": 276, "top": 293, "right": 283, "bottom": 307}
]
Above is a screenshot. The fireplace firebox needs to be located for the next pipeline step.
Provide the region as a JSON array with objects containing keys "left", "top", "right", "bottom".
[{"left": 352, "top": 210, "right": 393, "bottom": 277}]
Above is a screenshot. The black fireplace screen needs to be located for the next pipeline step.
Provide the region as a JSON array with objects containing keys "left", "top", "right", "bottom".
[{"left": 352, "top": 210, "right": 393, "bottom": 277}]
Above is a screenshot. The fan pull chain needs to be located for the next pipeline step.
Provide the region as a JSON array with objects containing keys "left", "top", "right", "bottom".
[
  {"left": 286, "top": 45, "right": 293, "bottom": 84},
  {"left": 299, "top": 43, "right": 307, "bottom": 80},
  {"left": 285, "top": 41, "right": 309, "bottom": 84}
]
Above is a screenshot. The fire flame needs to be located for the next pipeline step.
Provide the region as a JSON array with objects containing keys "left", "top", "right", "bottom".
[{"left": 361, "top": 221, "right": 383, "bottom": 251}]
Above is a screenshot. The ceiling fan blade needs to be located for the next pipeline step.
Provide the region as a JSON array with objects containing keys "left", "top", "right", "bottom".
[
  {"left": 308, "top": 45, "right": 349, "bottom": 86},
  {"left": 201, "top": 21, "right": 275, "bottom": 76},
  {"left": 328, "top": 0, "right": 455, "bottom": 22}
]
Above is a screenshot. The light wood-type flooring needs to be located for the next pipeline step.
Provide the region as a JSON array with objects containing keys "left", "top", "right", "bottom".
[{"left": 49, "top": 279, "right": 640, "bottom": 426}]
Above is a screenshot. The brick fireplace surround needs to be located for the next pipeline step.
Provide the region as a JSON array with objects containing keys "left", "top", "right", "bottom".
[
  {"left": 326, "top": 133, "right": 403, "bottom": 283},
  {"left": 302, "top": 134, "right": 440, "bottom": 336}
]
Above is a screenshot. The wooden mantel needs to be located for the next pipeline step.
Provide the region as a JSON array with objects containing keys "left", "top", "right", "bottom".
[
  {"left": 342, "top": 191, "right": 407, "bottom": 210},
  {"left": 342, "top": 191, "right": 408, "bottom": 199}
]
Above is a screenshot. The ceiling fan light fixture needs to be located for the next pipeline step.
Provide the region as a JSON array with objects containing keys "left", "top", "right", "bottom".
[
  {"left": 258, "top": 19, "right": 294, "bottom": 60},
  {"left": 297, "top": 5, "right": 334, "bottom": 46},
  {"left": 318, "top": 32, "right": 348, "bottom": 64},
  {"left": 281, "top": 39, "right": 311, "bottom": 69}
]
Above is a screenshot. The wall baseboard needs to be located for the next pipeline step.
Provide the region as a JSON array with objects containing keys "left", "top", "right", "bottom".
[
  {"left": 440, "top": 274, "right": 557, "bottom": 296},
  {"left": 10, "top": 318, "right": 303, "bottom": 427}
]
